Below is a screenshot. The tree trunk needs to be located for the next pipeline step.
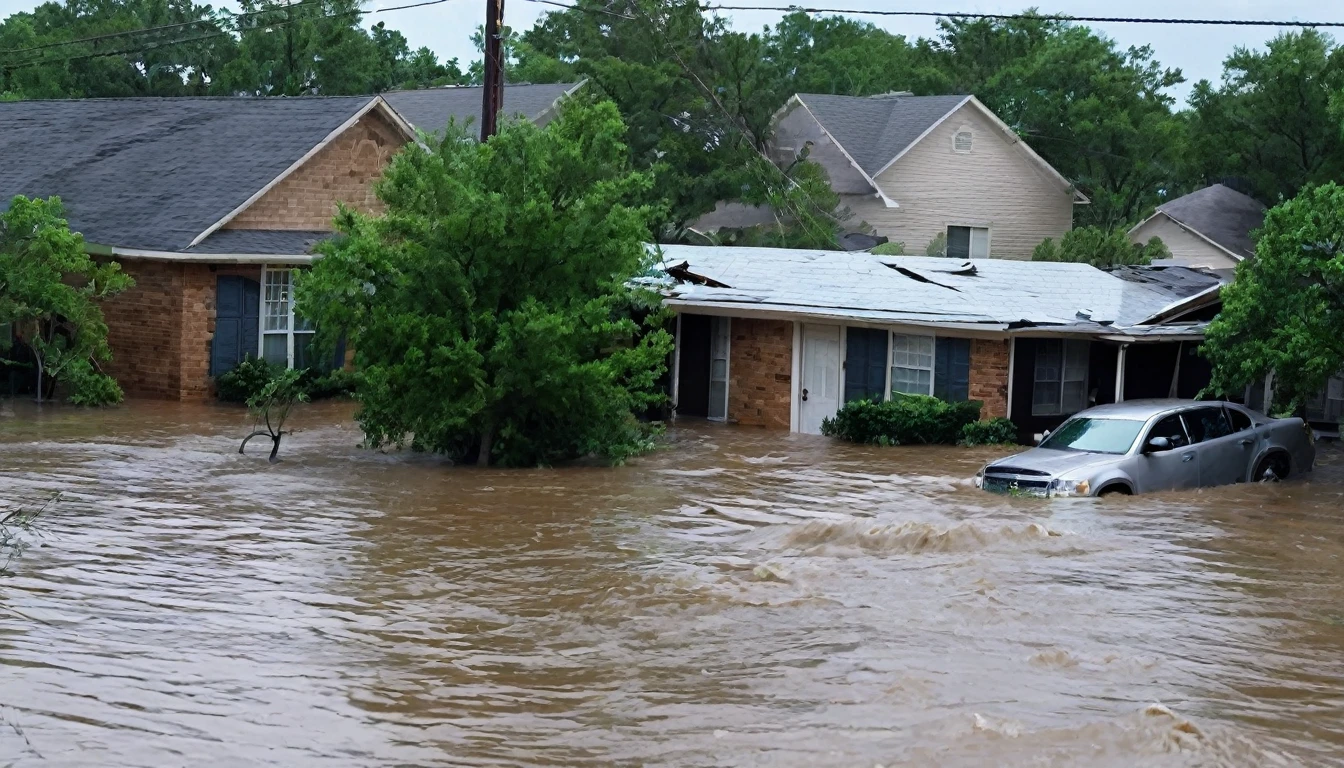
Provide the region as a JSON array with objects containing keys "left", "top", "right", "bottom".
[{"left": 477, "top": 423, "right": 494, "bottom": 467}]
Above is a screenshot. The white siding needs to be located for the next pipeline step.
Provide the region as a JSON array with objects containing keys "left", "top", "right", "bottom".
[
  {"left": 847, "top": 103, "right": 1076, "bottom": 260},
  {"left": 1130, "top": 214, "right": 1241, "bottom": 269}
]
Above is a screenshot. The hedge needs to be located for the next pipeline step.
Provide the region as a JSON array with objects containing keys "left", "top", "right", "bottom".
[{"left": 820, "top": 394, "right": 984, "bottom": 445}]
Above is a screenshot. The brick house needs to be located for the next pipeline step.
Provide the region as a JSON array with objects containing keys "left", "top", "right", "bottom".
[
  {"left": 656, "top": 244, "right": 1226, "bottom": 438},
  {"left": 1, "top": 83, "right": 580, "bottom": 400}
]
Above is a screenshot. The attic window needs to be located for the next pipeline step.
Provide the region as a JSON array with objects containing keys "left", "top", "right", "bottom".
[{"left": 953, "top": 129, "right": 974, "bottom": 153}]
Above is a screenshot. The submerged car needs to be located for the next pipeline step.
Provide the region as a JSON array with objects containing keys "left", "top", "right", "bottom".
[{"left": 976, "top": 399, "right": 1315, "bottom": 497}]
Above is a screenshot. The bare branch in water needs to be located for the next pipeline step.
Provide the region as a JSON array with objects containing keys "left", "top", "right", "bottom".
[{"left": 0, "top": 491, "right": 59, "bottom": 574}]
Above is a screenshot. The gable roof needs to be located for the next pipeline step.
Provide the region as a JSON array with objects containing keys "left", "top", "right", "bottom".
[
  {"left": 791, "top": 93, "right": 1085, "bottom": 203},
  {"left": 1145, "top": 184, "right": 1266, "bottom": 260},
  {"left": 0, "top": 95, "right": 414, "bottom": 253},
  {"left": 795, "top": 93, "right": 970, "bottom": 176},
  {"left": 653, "top": 244, "right": 1191, "bottom": 333},
  {"left": 384, "top": 82, "right": 582, "bottom": 135}
]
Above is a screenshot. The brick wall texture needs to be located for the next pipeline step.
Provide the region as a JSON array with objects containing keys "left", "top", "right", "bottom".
[
  {"left": 970, "top": 337, "right": 1010, "bottom": 419},
  {"left": 102, "top": 262, "right": 261, "bottom": 401},
  {"left": 727, "top": 318, "right": 793, "bottom": 429},
  {"left": 224, "top": 110, "right": 403, "bottom": 231}
]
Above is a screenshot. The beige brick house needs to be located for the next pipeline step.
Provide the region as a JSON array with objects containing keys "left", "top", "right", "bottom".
[
  {"left": 1, "top": 83, "right": 580, "bottom": 400},
  {"left": 694, "top": 92, "right": 1087, "bottom": 258},
  {"left": 657, "top": 244, "right": 1226, "bottom": 438}
]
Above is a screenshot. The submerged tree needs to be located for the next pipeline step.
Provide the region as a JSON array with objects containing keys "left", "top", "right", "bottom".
[
  {"left": 239, "top": 368, "right": 308, "bottom": 462},
  {"left": 0, "top": 195, "right": 131, "bottom": 405},
  {"left": 1203, "top": 183, "right": 1344, "bottom": 404},
  {"left": 296, "top": 99, "right": 673, "bottom": 467}
]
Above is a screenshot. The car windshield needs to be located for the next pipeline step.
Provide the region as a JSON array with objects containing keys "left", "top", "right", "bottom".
[{"left": 1039, "top": 417, "right": 1145, "bottom": 454}]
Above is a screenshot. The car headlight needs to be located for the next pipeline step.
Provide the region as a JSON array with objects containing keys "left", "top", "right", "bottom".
[
  {"left": 1048, "top": 478, "right": 1090, "bottom": 497},
  {"left": 974, "top": 465, "right": 986, "bottom": 488}
]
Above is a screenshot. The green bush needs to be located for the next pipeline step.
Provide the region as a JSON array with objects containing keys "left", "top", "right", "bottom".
[
  {"left": 216, "top": 355, "right": 277, "bottom": 403},
  {"left": 302, "top": 368, "right": 362, "bottom": 400},
  {"left": 63, "top": 357, "right": 123, "bottom": 406},
  {"left": 959, "top": 417, "right": 1019, "bottom": 446},
  {"left": 217, "top": 355, "right": 360, "bottom": 403},
  {"left": 820, "top": 394, "right": 983, "bottom": 445}
]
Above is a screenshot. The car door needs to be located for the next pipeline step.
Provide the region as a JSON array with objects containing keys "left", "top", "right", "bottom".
[
  {"left": 1184, "top": 405, "right": 1253, "bottom": 486},
  {"left": 1224, "top": 406, "right": 1262, "bottom": 480},
  {"left": 1137, "top": 413, "right": 1199, "bottom": 492}
]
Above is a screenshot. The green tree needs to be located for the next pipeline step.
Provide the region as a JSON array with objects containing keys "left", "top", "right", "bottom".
[
  {"left": 1203, "top": 183, "right": 1344, "bottom": 404},
  {"left": 1187, "top": 30, "right": 1344, "bottom": 205},
  {"left": 1032, "top": 226, "right": 1170, "bottom": 267},
  {"left": 295, "top": 100, "right": 673, "bottom": 467},
  {"left": 0, "top": 196, "right": 132, "bottom": 405},
  {"left": 928, "top": 15, "right": 1186, "bottom": 228},
  {"left": 214, "top": 0, "right": 382, "bottom": 96},
  {"left": 0, "top": 0, "right": 238, "bottom": 98}
]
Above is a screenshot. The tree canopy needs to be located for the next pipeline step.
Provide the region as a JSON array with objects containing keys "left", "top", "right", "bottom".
[
  {"left": 1202, "top": 183, "right": 1344, "bottom": 405},
  {"left": 294, "top": 100, "right": 674, "bottom": 467},
  {"left": 0, "top": 196, "right": 132, "bottom": 405},
  {"left": 1032, "top": 226, "right": 1171, "bottom": 267}
]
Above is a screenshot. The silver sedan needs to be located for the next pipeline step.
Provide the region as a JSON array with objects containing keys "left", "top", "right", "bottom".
[{"left": 976, "top": 399, "right": 1316, "bottom": 497}]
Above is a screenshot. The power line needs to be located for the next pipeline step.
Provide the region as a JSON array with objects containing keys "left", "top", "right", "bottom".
[{"left": 704, "top": 4, "right": 1344, "bottom": 28}]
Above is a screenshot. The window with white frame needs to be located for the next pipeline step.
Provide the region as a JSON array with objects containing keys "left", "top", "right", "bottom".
[
  {"left": 947, "top": 226, "right": 989, "bottom": 259},
  {"left": 890, "top": 333, "right": 935, "bottom": 396},
  {"left": 261, "top": 267, "right": 316, "bottom": 369},
  {"left": 1032, "top": 339, "right": 1090, "bottom": 416}
]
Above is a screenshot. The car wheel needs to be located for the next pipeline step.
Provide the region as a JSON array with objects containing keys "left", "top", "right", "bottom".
[
  {"left": 1098, "top": 485, "right": 1131, "bottom": 497},
  {"left": 1255, "top": 454, "right": 1289, "bottom": 482}
]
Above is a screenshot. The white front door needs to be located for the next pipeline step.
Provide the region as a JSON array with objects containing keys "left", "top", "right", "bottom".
[{"left": 799, "top": 324, "right": 841, "bottom": 434}]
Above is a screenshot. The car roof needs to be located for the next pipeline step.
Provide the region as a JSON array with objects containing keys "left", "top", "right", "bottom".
[{"left": 1077, "top": 399, "right": 1234, "bottom": 419}]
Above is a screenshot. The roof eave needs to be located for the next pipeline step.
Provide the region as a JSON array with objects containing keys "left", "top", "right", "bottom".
[{"left": 103, "top": 245, "right": 315, "bottom": 265}]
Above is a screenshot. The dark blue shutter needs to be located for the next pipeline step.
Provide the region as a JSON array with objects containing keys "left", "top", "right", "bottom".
[
  {"left": 934, "top": 337, "right": 971, "bottom": 401},
  {"left": 211, "top": 275, "right": 261, "bottom": 377},
  {"left": 845, "top": 327, "right": 889, "bottom": 402}
]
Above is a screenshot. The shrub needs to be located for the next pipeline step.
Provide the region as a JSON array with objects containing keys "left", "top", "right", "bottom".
[
  {"left": 960, "top": 417, "right": 1020, "bottom": 446},
  {"left": 216, "top": 355, "right": 277, "bottom": 403},
  {"left": 303, "top": 368, "right": 362, "bottom": 400},
  {"left": 62, "top": 357, "right": 123, "bottom": 406},
  {"left": 820, "top": 394, "right": 983, "bottom": 445}
]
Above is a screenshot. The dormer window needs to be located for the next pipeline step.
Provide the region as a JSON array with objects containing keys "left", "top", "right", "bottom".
[{"left": 953, "top": 128, "right": 974, "bottom": 153}]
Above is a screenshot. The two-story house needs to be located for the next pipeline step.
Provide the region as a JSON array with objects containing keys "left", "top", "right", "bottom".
[{"left": 696, "top": 92, "right": 1087, "bottom": 259}]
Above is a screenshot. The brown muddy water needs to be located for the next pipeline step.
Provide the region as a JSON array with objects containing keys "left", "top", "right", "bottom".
[{"left": 2, "top": 400, "right": 1344, "bottom": 767}]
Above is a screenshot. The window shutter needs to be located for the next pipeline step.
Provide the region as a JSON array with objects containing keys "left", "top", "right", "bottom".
[
  {"left": 844, "top": 327, "right": 889, "bottom": 403},
  {"left": 934, "top": 337, "right": 971, "bottom": 401},
  {"left": 211, "top": 275, "right": 261, "bottom": 377}
]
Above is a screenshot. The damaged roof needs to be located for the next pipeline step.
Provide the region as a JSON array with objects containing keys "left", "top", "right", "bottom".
[{"left": 654, "top": 244, "right": 1211, "bottom": 332}]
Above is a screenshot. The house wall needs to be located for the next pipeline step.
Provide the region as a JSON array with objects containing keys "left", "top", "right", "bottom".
[
  {"left": 727, "top": 318, "right": 793, "bottom": 429},
  {"left": 1131, "top": 214, "right": 1241, "bottom": 269},
  {"left": 103, "top": 261, "right": 262, "bottom": 401},
  {"left": 845, "top": 103, "right": 1076, "bottom": 259},
  {"left": 225, "top": 110, "right": 404, "bottom": 231}
]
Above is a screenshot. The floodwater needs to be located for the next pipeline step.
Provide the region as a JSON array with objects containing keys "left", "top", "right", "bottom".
[{"left": 2, "top": 401, "right": 1344, "bottom": 767}]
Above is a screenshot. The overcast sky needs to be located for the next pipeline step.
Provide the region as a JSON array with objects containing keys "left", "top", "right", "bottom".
[{"left": 1, "top": 0, "right": 1336, "bottom": 103}]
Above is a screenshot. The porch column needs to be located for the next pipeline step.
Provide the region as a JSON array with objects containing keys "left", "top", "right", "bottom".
[
  {"left": 671, "top": 313, "right": 682, "bottom": 418},
  {"left": 1115, "top": 344, "right": 1128, "bottom": 403}
]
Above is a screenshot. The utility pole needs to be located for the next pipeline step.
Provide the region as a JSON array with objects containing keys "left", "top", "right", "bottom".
[{"left": 480, "top": 0, "right": 505, "bottom": 141}]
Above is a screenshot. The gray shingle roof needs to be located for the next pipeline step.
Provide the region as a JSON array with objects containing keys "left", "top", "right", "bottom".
[
  {"left": 1156, "top": 184, "right": 1266, "bottom": 259},
  {"left": 187, "top": 229, "right": 334, "bottom": 255},
  {"left": 384, "top": 82, "right": 580, "bottom": 136},
  {"left": 656, "top": 244, "right": 1189, "bottom": 331},
  {"left": 0, "top": 96, "right": 377, "bottom": 252},
  {"left": 795, "top": 93, "right": 971, "bottom": 176}
]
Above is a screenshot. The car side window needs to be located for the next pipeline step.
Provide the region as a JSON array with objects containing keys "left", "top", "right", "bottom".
[
  {"left": 1182, "top": 407, "right": 1233, "bottom": 444},
  {"left": 1146, "top": 414, "right": 1189, "bottom": 451},
  {"left": 1227, "top": 407, "right": 1253, "bottom": 433}
]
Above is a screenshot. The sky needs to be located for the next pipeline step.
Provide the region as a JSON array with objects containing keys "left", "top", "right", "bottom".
[{"left": 0, "top": 0, "right": 1337, "bottom": 103}]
